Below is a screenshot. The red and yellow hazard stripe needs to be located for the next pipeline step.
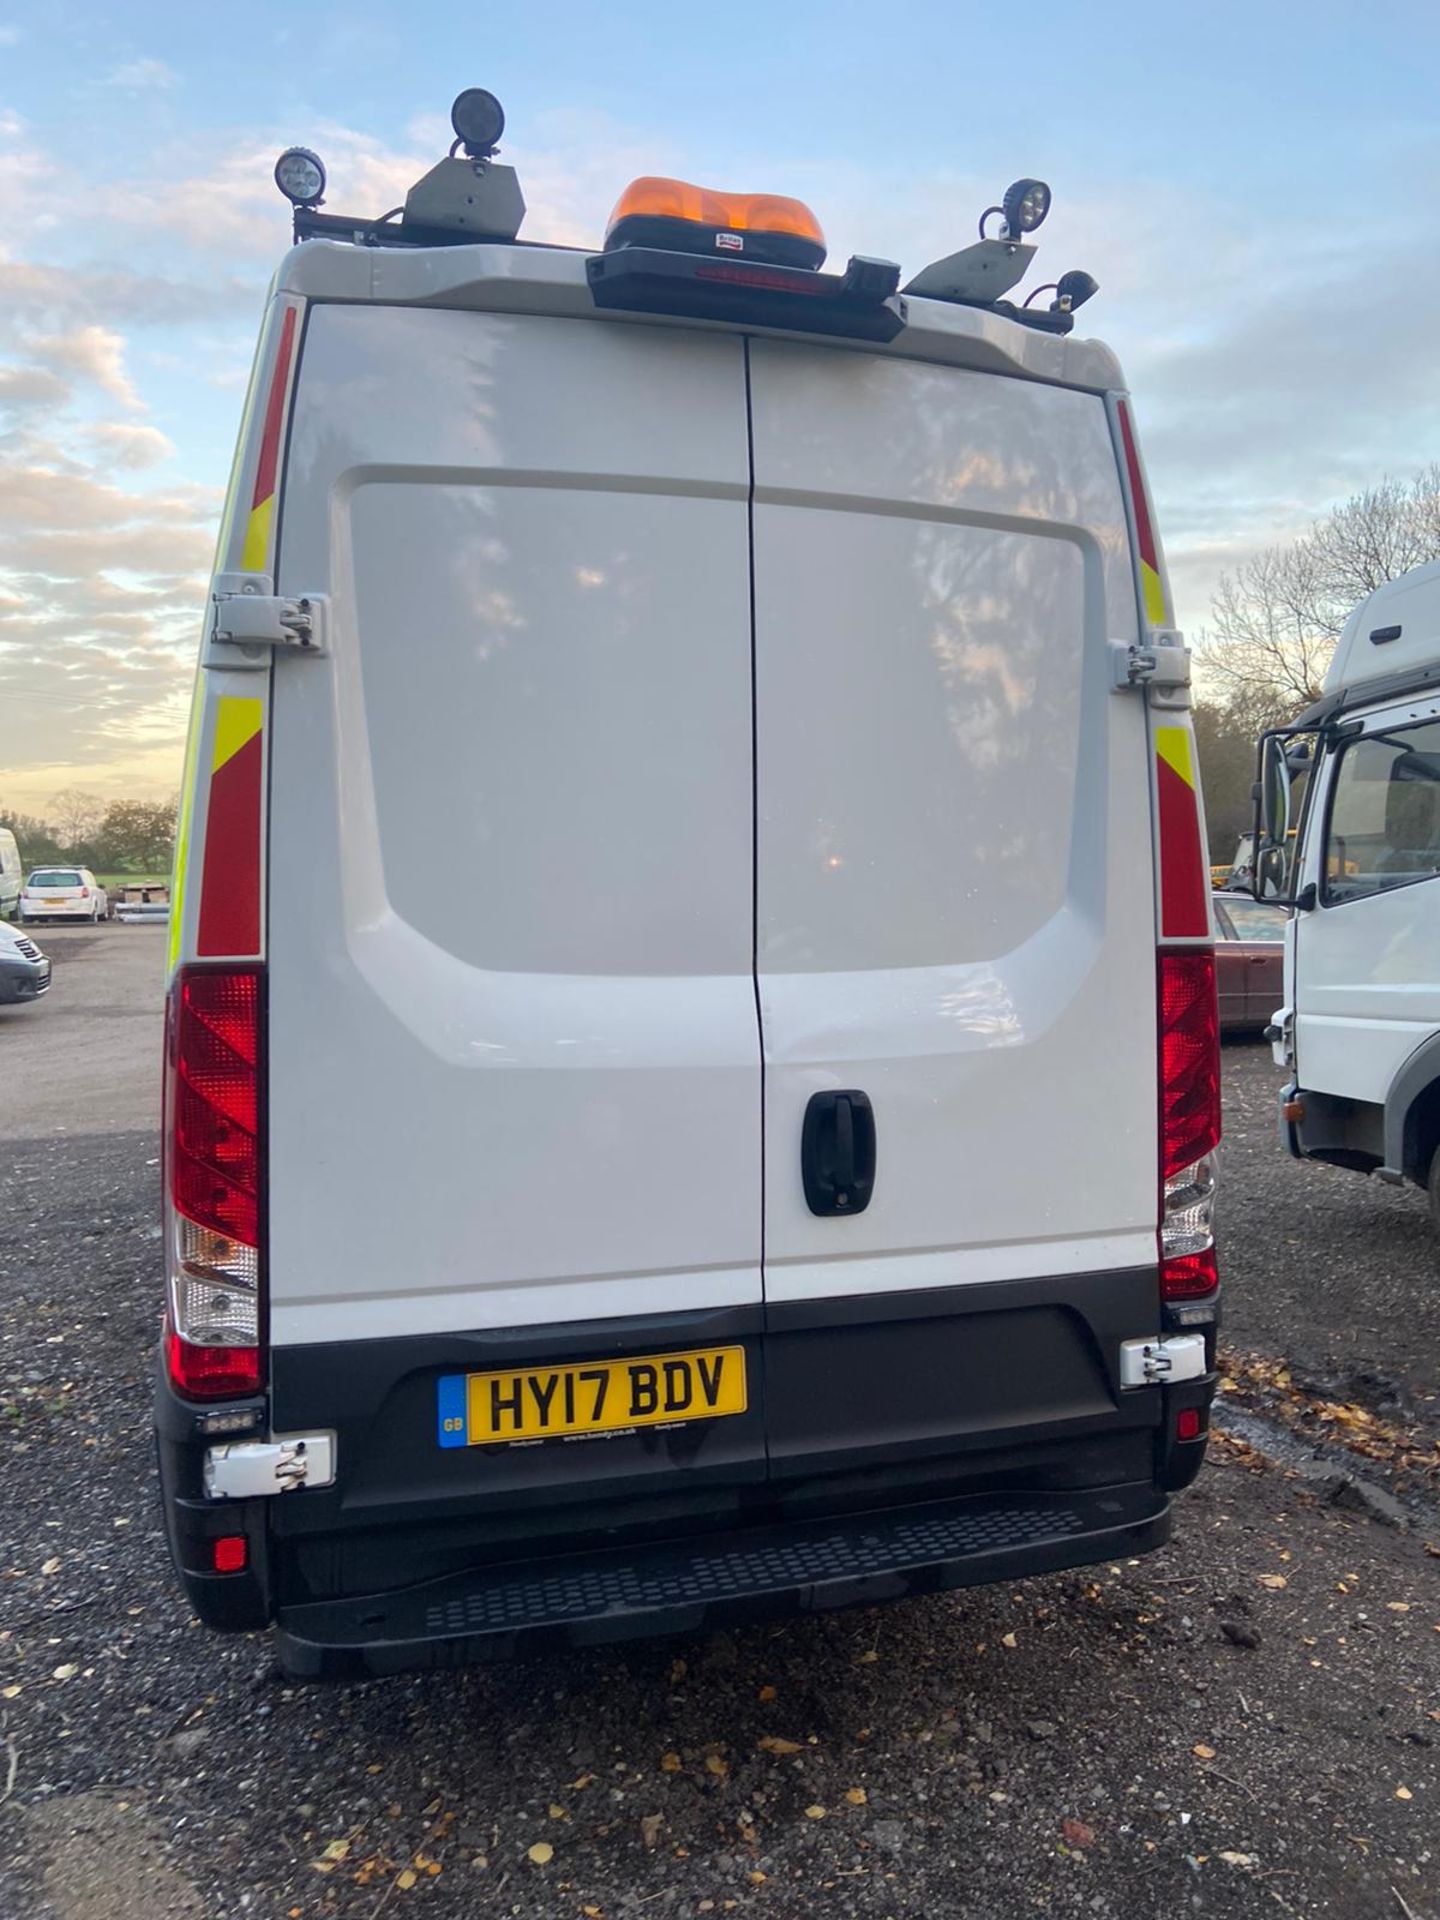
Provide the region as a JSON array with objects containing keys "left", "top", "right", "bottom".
[
  {"left": 1155, "top": 725, "right": 1208, "bottom": 940},
  {"left": 240, "top": 304, "right": 298, "bottom": 576},
  {"left": 171, "top": 300, "right": 300, "bottom": 973},
  {"left": 1116, "top": 399, "right": 1167, "bottom": 629},
  {"left": 196, "top": 697, "right": 264, "bottom": 957}
]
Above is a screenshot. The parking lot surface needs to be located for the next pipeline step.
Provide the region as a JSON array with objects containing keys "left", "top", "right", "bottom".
[{"left": 1, "top": 934, "right": 1437, "bottom": 1919}]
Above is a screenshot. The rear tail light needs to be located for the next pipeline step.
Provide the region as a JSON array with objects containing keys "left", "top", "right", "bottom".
[
  {"left": 1159, "top": 949, "right": 1220, "bottom": 1304},
  {"left": 164, "top": 967, "right": 264, "bottom": 1400},
  {"left": 79, "top": 885, "right": 90, "bottom": 898}
]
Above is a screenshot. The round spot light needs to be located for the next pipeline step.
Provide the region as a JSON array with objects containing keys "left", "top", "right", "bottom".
[
  {"left": 1002, "top": 177, "right": 1051, "bottom": 235},
  {"left": 451, "top": 88, "right": 505, "bottom": 158},
  {"left": 274, "top": 146, "right": 326, "bottom": 207}
]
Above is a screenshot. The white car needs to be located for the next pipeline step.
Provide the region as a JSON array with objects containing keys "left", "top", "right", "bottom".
[{"left": 19, "top": 866, "right": 108, "bottom": 924}]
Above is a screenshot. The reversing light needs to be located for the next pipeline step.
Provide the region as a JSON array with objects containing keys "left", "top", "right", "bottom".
[
  {"left": 450, "top": 87, "right": 505, "bottom": 158},
  {"left": 273, "top": 146, "right": 326, "bottom": 208},
  {"left": 1002, "top": 177, "right": 1051, "bottom": 235}
]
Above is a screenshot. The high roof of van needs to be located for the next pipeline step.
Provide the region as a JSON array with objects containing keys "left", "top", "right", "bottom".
[
  {"left": 275, "top": 241, "right": 1128, "bottom": 397},
  {"left": 1323, "top": 558, "right": 1440, "bottom": 701}
]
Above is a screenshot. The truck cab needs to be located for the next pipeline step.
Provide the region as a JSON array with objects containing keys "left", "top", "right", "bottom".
[{"left": 1260, "top": 560, "right": 1440, "bottom": 1212}]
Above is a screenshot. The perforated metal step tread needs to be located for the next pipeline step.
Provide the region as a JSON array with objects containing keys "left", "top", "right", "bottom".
[{"left": 277, "top": 1483, "right": 1169, "bottom": 1677}]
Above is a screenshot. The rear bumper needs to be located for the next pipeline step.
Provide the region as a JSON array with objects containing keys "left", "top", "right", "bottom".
[
  {"left": 276, "top": 1480, "right": 1171, "bottom": 1678},
  {"left": 155, "top": 1269, "right": 1216, "bottom": 1670}
]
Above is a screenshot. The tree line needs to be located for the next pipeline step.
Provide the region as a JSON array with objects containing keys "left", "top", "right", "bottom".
[
  {"left": 0, "top": 790, "right": 177, "bottom": 875},
  {"left": 1195, "top": 465, "right": 1440, "bottom": 865}
]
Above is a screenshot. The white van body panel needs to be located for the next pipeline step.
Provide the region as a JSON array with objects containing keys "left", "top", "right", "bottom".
[
  {"left": 275, "top": 241, "right": 1127, "bottom": 394},
  {"left": 267, "top": 306, "right": 762, "bottom": 1343},
  {"left": 748, "top": 344, "right": 1158, "bottom": 1300},
  {"left": 1292, "top": 690, "right": 1440, "bottom": 1105}
]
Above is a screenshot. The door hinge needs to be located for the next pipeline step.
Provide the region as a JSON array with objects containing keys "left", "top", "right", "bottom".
[
  {"left": 1110, "top": 630, "right": 1191, "bottom": 708},
  {"left": 204, "top": 1433, "right": 336, "bottom": 1498},
  {"left": 203, "top": 575, "right": 326, "bottom": 669},
  {"left": 1118, "top": 1332, "right": 1207, "bottom": 1389}
]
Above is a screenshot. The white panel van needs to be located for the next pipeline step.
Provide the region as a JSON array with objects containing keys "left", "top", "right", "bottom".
[
  {"left": 0, "top": 828, "right": 21, "bottom": 921},
  {"left": 155, "top": 102, "right": 1220, "bottom": 1675}
]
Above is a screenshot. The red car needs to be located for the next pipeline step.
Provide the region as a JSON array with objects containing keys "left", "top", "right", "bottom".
[{"left": 1213, "top": 893, "right": 1287, "bottom": 1032}]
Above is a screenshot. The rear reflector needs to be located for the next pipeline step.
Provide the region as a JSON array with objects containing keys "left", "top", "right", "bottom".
[
  {"left": 1175, "top": 1406, "right": 1204, "bottom": 1442},
  {"left": 165, "top": 966, "right": 265, "bottom": 1401},
  {"left": 212, "top": 1535, "right": 248, "bottom": 1574}
]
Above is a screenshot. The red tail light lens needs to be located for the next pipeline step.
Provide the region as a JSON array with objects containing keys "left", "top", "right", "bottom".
[
  {"left": 165, "top": 966, "right": 264, "bottom": 1401},
  {"left": 1162, "top": 1246, "right": 1219, "bottom": 1302},
  {"left": 1159, "top": 948, "right": 1220, "bottom": 1305},
  {"left": 166, "top": 1322, "right": 262, "bottom": 1399},
  {"left": 1159, "top": 950, "right": 1220, "bottom": 1179},
  {"left": 172, "top": 970, "right": 260, "bottom": 1243},
  {"left": 79, "top": 885, "right": 90, "bottom": 898}
]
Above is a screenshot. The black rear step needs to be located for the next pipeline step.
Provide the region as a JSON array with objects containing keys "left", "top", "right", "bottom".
[{"left": 276, "top": 1482, "right": 1169, "bottom": 1678}]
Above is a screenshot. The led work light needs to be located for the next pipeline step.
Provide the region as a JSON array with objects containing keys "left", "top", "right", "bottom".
[
  {"left": 451, "top": 87, "right": 505, "bottom": 158},
  {"left": 1002, "top": 177, "right": 1051, "bottom": 235},
  {"left": 273, "top": 146, "right": 326, "bottom": 208}
]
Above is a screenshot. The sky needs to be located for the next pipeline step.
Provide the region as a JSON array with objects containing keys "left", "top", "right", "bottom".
[{"left": 3, "top": 0, "right": 1440, "bottom": 816}]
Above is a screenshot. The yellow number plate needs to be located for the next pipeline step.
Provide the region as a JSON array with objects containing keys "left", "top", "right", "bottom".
[{"left": 436, "top": 1345, "right": 747, "bottom": 1448}]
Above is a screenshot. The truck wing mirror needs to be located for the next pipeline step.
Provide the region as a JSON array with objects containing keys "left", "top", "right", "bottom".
[{"left": 1251, "top": 727, "right": 1319, "bottom": 907}]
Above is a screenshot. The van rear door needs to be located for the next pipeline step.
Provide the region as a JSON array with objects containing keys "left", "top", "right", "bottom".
[
  {"left": 748, "top": 343, "right": 1160, "bottom": 1476},
  {"left": 265, "top": 306, "right": 766, "bottom": 1536}
]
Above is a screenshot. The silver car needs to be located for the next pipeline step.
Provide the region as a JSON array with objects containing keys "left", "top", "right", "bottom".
[{"left": 0, "top": 920, "right": 51, "bottom": 1006}]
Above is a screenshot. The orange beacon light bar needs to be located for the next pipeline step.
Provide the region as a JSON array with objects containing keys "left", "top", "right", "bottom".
[{"left": 604, "top": 176, "right": 827, "bottom": 271}]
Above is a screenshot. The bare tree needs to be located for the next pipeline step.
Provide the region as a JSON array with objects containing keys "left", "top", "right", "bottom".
[
  {"left": 47, "top": 788, "right": 104, "bottom": 855},
  {"left": 1311, "top": 465, "right": 1440, "bottom": 611},
  {"left": 1198, "top": 465, "right": 1440, "bottom": 725},
  {"left": 1201, "top": 541, "right": 1334, "bottom": 726}
]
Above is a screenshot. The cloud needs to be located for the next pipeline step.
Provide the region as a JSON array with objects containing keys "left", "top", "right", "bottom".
[
  {"left": 102, "top": 57, "right": 178, "bottom": 91},
  {"left": 84, "top": 420, "right": 176, "bottom": 469},
  {"left": 0, "top": 439, "right": 215, "bottom": 795},
  {"left": 25, "top": 323, "right": 142, "bottom": 409},
  {"left": 0, "top": 364, "right": 70, "bottom": 411},
  {"left": 0, "top": 252, "right": 260, "bottom": 336}
]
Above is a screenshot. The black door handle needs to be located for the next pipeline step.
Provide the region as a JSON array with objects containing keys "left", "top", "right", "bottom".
[{"left": 802, "top": 1090, "right": 876, "bottom": 1217}]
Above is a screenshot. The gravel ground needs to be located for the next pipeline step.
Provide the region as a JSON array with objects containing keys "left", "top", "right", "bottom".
[
  {"left": 1219, "top": 1033, "right": 1440, "bottom": 1419},
  {"left": 2, "top": 938, "right": 1438, "bottom": 1920}
]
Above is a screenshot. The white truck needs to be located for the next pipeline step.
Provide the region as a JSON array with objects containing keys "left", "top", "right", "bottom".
[
  {"left": 1258, "top": 559, "right": 1440, "bottom": 1216},
  {"left": 155, "top": 91, "right": 1220, "bottom": 1676}
]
